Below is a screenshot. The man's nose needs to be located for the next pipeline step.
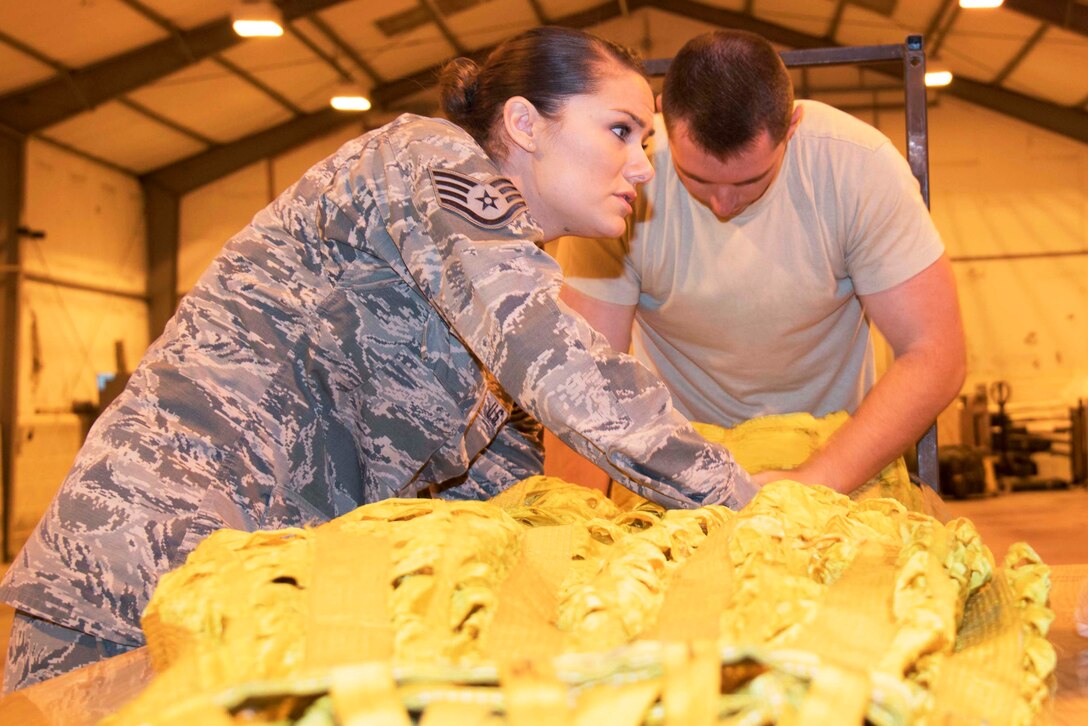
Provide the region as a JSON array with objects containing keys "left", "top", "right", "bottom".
[{"left": 710, "top": 189, "right": 736, "bottom": 217}]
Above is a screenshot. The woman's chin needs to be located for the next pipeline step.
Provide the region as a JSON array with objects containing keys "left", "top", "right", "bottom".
[
  {"left": 560, "top": 216, "right": 626, "bottom": 240},
  {"left": 588, "top": 218, "right": 627, "bottom": 239}
]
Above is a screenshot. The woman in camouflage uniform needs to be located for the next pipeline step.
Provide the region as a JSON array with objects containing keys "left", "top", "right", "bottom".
[{"left": 1, "top": 26, "right": 755, "bottom": 690}]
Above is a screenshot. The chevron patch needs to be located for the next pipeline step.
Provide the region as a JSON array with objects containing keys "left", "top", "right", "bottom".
[{"left": 430, "top": 168, "right": 528, "bottom": 230}]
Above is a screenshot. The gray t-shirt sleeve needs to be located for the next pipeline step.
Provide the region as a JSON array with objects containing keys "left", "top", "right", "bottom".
[{"left": 845, "top": 141, "right": 946, "bottom": 296}]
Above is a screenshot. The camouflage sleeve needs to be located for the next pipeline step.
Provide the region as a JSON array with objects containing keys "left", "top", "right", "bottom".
[
  {"left": 445, "top": 404, "right": 546, "bottom": 501},
  {"left": 360, "top": 118, "right": 756, "bottom": 509}
]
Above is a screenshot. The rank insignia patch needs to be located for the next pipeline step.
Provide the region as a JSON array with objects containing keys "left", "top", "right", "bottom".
[{"left": 430, "top": 168, "right": 528, "bottom": 229}]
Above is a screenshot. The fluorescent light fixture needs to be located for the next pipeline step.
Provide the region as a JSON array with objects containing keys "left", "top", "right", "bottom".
[
  {"left": 232, "top": 1, "right": 284, "bottom": 37},
  {"left": 925, "top": 70, "right": 953, "bottom": 87},
  {"left": 330, "top": 84, "right": 372, "bottom": 112},
  {"left": 959, "top": 0, "right": 1003, "bottom": 8}
]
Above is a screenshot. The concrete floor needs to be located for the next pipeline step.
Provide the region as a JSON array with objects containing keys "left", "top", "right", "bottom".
[
  {"left": 0, "top": 486, "right": 1084, "bottom": 694},
  {"left": 944, "top": 487, "right": 1088, "bottom": 565}
]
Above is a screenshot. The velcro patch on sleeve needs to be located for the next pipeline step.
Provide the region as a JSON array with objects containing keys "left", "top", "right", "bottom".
[{"left": 430, "top": 168, "right": 528, "bottom": 230}]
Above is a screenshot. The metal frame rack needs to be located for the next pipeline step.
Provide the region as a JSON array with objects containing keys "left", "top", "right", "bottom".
[{"left": 646, "top": 36, "right": 940, "bottom": 491}]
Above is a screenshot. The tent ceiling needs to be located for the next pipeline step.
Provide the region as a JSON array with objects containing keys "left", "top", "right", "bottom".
[{"left": 0, "top": 0, "right": 1085, "bottom": 185}]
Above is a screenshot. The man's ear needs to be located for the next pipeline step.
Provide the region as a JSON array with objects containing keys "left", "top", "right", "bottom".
[
  {"left": 655, "top": 93, "right": 663, "bottom": 113},
  {"left": 785, "top": 104, "right": 804, "bottom": 141},
  {"left": 502, "top": 96, "right": 541, "bottom": 153}
]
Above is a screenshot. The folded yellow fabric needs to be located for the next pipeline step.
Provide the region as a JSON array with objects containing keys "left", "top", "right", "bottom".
[{"left": 103, "top": 414, "right": 1053, "bottom": 726}]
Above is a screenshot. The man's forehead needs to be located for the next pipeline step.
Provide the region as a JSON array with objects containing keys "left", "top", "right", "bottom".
[{"left": 670, "top": 122, "right": 779, "bottom": 184}]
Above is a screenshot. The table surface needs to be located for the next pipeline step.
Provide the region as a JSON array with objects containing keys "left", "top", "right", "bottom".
[{"left": 1, "top": 564, "right": 1085, "bottom": 725}]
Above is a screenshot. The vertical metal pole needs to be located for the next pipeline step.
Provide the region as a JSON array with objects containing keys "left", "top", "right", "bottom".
[
  {"left": 904, "top": 35, "right": 931, "bottom": 206},
  {"left": 0, "top": 128, "right": 25, "bottom": 561},
  {"left": 903, "top": 34, "right": 940, "bottom": 492},
  {"left": 143, "top": 180, "right": 179, "bottom": 343}
]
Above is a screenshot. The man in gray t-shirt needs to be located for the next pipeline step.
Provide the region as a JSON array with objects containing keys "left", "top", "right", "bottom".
[{"left": 548, "top": 30, "right": 966, "bottom": 496}]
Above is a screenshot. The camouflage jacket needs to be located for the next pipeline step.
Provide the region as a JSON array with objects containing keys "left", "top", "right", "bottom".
[{"left": 0, "top": 115, "right": 753, "bottom": 645}]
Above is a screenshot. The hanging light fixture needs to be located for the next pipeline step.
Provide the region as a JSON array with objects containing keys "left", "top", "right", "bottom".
[
  {"left": 330, "top": 81, "right": 372, "bottom": 112},
  {"left": 231, "top": 1, "right": 285, "bottom": 38},
  {"left": 959, "top": 0, "right": 1003, "bottom": 8},
  {"left": 924, "top": 69, "right": 954, "bottom": 87}
]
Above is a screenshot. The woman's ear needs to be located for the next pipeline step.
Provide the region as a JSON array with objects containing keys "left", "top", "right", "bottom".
[{"left": 502, "top": 96, "right": 541, "bottom": 153}]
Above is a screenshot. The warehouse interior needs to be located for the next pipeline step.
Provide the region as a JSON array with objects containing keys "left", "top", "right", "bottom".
[{"left": 0, "top": 0, "right": 1086, "bottom": 718}]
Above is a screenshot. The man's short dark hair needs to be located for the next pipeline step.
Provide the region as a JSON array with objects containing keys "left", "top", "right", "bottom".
[{"left": 661, "top": 30, "right": 794, "bottom": 160}]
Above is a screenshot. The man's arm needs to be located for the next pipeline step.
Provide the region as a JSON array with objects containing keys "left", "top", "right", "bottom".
[
  {"left": 755, "top": 254, "right": 966, "bottom": 493},
  {"left": 543, "top": 285, "right": 636, "bottom": 492}
]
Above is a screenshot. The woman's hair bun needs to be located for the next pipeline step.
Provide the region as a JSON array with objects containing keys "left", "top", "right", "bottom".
[{"left": 438, "top": 57, "right": 481, "bottom": 124}]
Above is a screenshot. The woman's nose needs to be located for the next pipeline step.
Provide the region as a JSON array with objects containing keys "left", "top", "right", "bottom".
[{"left": 627, "top": 152, "right": 654, "bottom": 184}]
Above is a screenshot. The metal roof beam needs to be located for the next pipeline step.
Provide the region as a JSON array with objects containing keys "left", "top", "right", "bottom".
[
  {"left": 0, "top": 0, "right": 354, "bottom": 134},
  {"left": 639, "top": 0, "right": 1088, "bottom": 145},
  {"left": 525, "top": 0, "right": 550, "bottom": 24},
  {"left": 286, "top": 24, "right": 354, "bottom": 82},
  {"left": 420, "top": 0, "right": 467, "bottom": 56},
  {"left": 143, "top": 0, "right": 1088, "bottom": 194},
  {"left": 992, "top": 22, "right": 1049, "bottom": 85},
  {"left": 1003, "top": 0, "right": 1088, "bottom": 38},
  {"left": 370, "top": 1, "right": 628, "bottom": 109},
  {"left": 641, "top": 0, "right": 824, "bottom": 49},
  {"left": 950, "top": 76, "right": 1088, "bottom": 144},
  {"left": 214, "top": 56, "right": 303, "bottom": 115},
  {"left": 826, "top": 0, "right": 849, "bottom": 41},
  {"left": 142, "top": 108, "right": 362, "bottom": 195},
  {"left": 141, "top": 1, "right": 628, "bottom": 189},
  {"left": 305, "top": 13, "right": 384, "bottom": 86}
]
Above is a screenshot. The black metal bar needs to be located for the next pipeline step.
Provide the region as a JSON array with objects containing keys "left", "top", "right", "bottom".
[
  {"left": 0, "top": 131, "right": 25, "bottom": 561},
  {"left": 781, "top": 44, "right": 904, "bottom": 66},
  {"left": 951, "top": 249, "right": 1088, "bottom": 263},
  {"left": 903, "top": 35, "right": 931, "bottom": 206},
  {"left": 21, "top": 272, "right": 150, "bottom": 302},
  {"left": 903, "top": 35, "right": 938, "bottom": 490},
  {"left": 646, "top": 44, "right": 905, "bottom": 76}
]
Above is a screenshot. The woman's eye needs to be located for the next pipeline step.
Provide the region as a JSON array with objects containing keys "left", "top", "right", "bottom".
[{"left": 611, "top": 124, "right": 631, "bottom": 140}]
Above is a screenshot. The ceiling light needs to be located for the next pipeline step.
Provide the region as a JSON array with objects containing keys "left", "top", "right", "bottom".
[
  {"left": 959, "top": 0, "right": 1003, "bottom": 8},
  {"left": 925, "top": 70, "right": 953, "bottom": 87},
  {"left": 232, "top": 1, "right": 284, "bottom": 37},
  {"left": 330, "top": 83, "right": 372, "bottom": 112}
]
